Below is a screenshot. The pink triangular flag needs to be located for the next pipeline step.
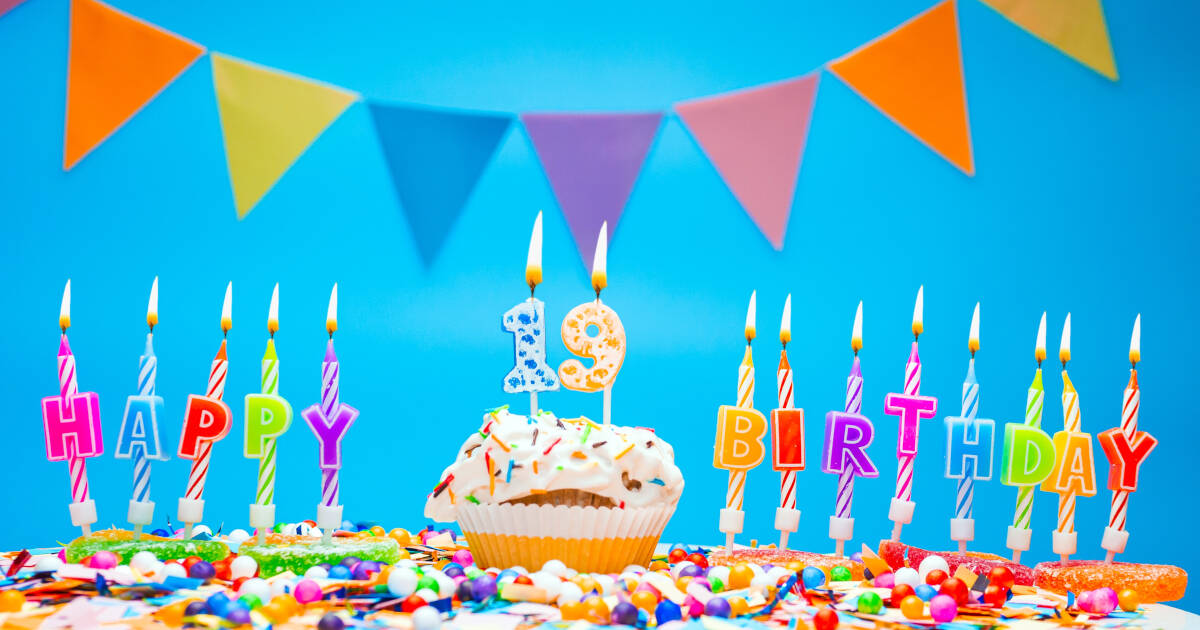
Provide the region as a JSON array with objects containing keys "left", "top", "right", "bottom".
[
  {"left": 0, "top": 0, "right": 29, "bottom": 18},
  {"left": 675, "top": 74, "right": 820, "bottom": 250}
]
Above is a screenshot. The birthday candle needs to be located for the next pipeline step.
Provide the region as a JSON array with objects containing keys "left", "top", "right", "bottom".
[
  {"left": 777, "top": 295, "right": 794, "bottom": 509},
  {"left": 894, "top": 287, "right": 923, "bottom": 502},
  {"left": 186, "top": 287, "right": 231, "bottom": 503},
  {"left": 321, "top": 288, "right": 341, "bottom": 509},
  {"left": 838, "top": 303, "right": 863, "bottom": 520},
  {"left": 59, "top": 283, "right": 90, "bottom": 507},
  {"left": 1003, "top": 313, "right": 1051, "bottom": 563},
  {"left": 134, "top": 282, "right": 157, "bottom": 503},
  {"left": 1109, "top": 315, "right": 1139, "bottom": 533},
  {"left": 1058, "top": 316, "right": 1079, "bottom": 538},
  {"left": 944, "top": 303, "right": 995, "bottom": 554},
  {"left": 1014, "top": 314, "right": 1046, "bottom": 531},
  {"left": 502, "top": 212, "right": 559, "bottom": 415},
  {"left": 729, "top": 291, "right": 756, "bottom": 512},
  {"left": 955, "top": 304, "right": 980, "bottom": 521},
  {"left": 258, "top": 285, "right": 281, "bottom": 505}
]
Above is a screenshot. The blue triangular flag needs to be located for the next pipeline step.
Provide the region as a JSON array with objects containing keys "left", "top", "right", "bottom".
[{"left": 368, "top": 103, "right": 513, "bottom": 264}]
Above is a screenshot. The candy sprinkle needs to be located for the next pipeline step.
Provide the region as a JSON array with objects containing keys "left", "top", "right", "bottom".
[
  {"left": 490, "top": 433, "right": 511, "bottom": 452},
  {"left": 614, "top": 443, "right": 635, "bottom": 460}
]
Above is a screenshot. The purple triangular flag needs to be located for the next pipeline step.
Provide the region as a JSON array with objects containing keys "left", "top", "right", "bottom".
[{"left": 520, "top": 112, "right": 663, "bottom": 268}]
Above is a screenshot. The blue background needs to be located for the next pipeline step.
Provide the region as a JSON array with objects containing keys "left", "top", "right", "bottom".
[{"left": 2, "top": 0, "right": 1198, "bottom": 608}]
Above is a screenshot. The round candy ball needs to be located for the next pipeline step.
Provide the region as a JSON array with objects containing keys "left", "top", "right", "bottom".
[
  {"left": 229, "top": 555, "right": 258, "bottom": 579},
  {"left": 703, "top": 597, "right": 732, "bottom": 618},
  {"left": 183, "top": 601, "right": 209, "bottom": 617},
  {"left": 801, "top": 566, "right": 826, "bottom": 589},
  {"left": 35, "top": 556, "right": 64, "bottom": 572},
  {"left": 206, "top": 592, "right": 231, "bottom": 616},
  {"left": 385, "top": 567, "right": 417, "bottom": 598},
  {"left": 557, "top": 581, "right": 583, "bottom": 607},
  {"left": 238, "top": 594, "right": 263, "bottom": 610},
  {"left": 1091, "top": 587, "right": 1119, "bottom": 615},
  {"left": 987, "top": 565, "right": 1015, "bottom": 590},
  {"left": 830, "top": 566, "right": 852, "bottom": 582},
  {"left": 0, "top": 591, "right": 26, "bottom": 613},
  {"left": 686, "top": 553, "right": 709, "bottom": 569},
  {"left": 226, "top": 608, "right": 251, "bottom": 625},
  {"left": 226, "top": 529, "right": 250, "bottom": 545},
  {"left": 129, "top": 551, "right": 158, "bottom": 573},
  {"left": 678, "top": 564, "right": 704, "bottom": 579},
  {"left": 873, "top": 572, "right": 895, "bottom": 589},
  {"left": 472, "top": 575, "right": 498, "bottom": 600},
  {"left": 925, "top": 569, "right": 948, "bottom": 586},
  {"left": 857, "top": 591, "right": 883, "bottom": 614},
  {"left": 668, "top": 548, "right": 687, "bottom": 563},
  {"left": 188, "top": 561, "right": 216, "bottom": 581},
  {"left": 294, "top": 579, "right": 323, "bottom": 604},
  {"left": 915, "top": 584, "right": 938, "bottom": 601},
  {"left": 983, "top": 584, "right": 1007, "bottom": 607},
  {"left": 813, "top": 607, "right": 839, "bottom": 630},
  {"left": 340, "top": 556, "right": 362, "bottom": 568},
  {"left": 90, "top": 551, "right": 119, "bottom": 570},
  {"left": 353, "top": 560, "right": 381, "bottom": 581},
  {"left": 900, "top": 594, "right": 924, "bottom": 619},
  {"left": 328, "top": 565, "right": 352, "bottom": 580},
  {"left": 929, "top": 594, "right": 958, "bottom": 623},
  {"left": 655, "top": 600, "right": 682, "bottom": 624},
  {"left": 412, "top": 606, "right": 442, "bottom": 630},
  {"left": 317, "top": 612, "right": 345, "bottom": 630},
  {"left": 611, "top": 601, "right": 639, "bottom": 625},
  {"left": 891, "top": 583, "right": 916, "bottom": 604},
  {"left": 305, "top": 565, "right": 329, "bottom": 579},
  {"left": 238, "top": 577, "right": 272, "bottom": 604},
  {"left": 918, "top": 555, "right": 950, "bottom": 581},
  {"left": 893, "top": 566, "right": 920, "bottom": 588},
  {"left": 939, "top": 577, "right": 969, "bottom": 605},
  {"left": 1118, "top": 589, "right": 1140, "bottom": 612},
  {"left": 162, "top": 562, "right": 188, "bottom": 578}
]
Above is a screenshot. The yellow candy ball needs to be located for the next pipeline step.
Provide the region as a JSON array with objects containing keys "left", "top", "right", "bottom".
[
  {"left": 728, "top": 564, "right": 754, "bottom": 589},
  {"left": 369, "top": 525, "right": 386, "bottom": 537},
  {"left": 0, "top": 590, "right": 26, "bottom": 613},
  {"left": 395, "top": 549, "right": 411, "bottom": 561},
  {"left": 572, "top": 575, "right": 597, "bottom": 594},
  {"left": 648, "top": 560, "right": 669, "bottom": 571},
  {"left": 388, "top": 528, "right": 411, "bottom": 545},
  {"left": 900, "top": 595, "right": 925, "bottom": 619},
  {"left": 1118, "top": 589, "right": 1140, "bottom": 612},
  {"left": 631, "top": 590, "right": 658, "bottom": 612},
  {"left": 271, "top": 593, "right": 299, "bottom": 616},
  {"left": 584, "top": 595, "right": 609, "bottom": 623},
  {"left": 260, "top": 602, "right": 289, "bottom": 623},
  {"left": 786, "top": 561, "right": 805, "bottom": 573},
  {"left": 728, "top": 596, "right": 750, "bottom": 616},
  {"left": 560, "top": 600, "right": 586, "bottom": 620},
  {"left": 676, "top": 575, "right": 693, "bottom": 591}
]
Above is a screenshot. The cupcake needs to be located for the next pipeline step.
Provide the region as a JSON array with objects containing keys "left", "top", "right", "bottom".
[{"left": 425, "top": 408, "right": 683, "bottom": 573}]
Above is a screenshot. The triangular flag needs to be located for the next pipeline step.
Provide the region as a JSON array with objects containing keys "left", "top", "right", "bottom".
[
  {"left": 368, "top": 103, "right": 513, "bottom": 265},
  {"left": 211, "top": 53, "right": 357, "bottom": 218},
  {"left": 675, "top": 74, "right": 820, "bottom": 250},
  {"left": 63, "top": 0, "right": 204, "bottom": 169},
  {"left": 1, "top": 0, "right": 29, "bottom": 19},
  {"left": 521, "top": 112, "right": 663, "bottom": 267},
  {"left": 828, "top": 0, "right": 974, "bottom": 175},
  {"left": 979, "top": 0, "right": 1117, "bottom": 80}
]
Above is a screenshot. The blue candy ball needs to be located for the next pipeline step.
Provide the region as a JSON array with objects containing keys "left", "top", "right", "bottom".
[
  {"left": 328, "top": 565, "right": 352, "bottom": 580},
  {"left": 456, "top": 580, "right": 474, "bottom": 602},
  {"left": 151, "top": 528, "right": 171, "bottom": 538},
  {"left": 704, "top": 598, "right": 732, "bottom": 618},
  {"left": 678, "top": 564, "right": 704, "bottom": 579},
  {"left": 340, "top": 556, "right": 362, "bottom": 568},
  {"left": 472, "top": 575, "right": 498, "bottom": 600},
  {"left": 183, "top": 601, "right": 209, "bottom": 617},
  {"left": 915, "top": 584, "right": 938, "bottom": 601},
  {"left": 497, "top": 569, "right": 520, "bottom": 582},
  {"left": 226, "top": 608, "right": 251, "bottom": 624},
  {"left": 205, "top": 593, "right": 230, "bottom": 616},
  {"left": 188, "top": 561, "right": 216, "bottom": 581},
  {"left": 611, "top": 602, "right": 639, "bottom": 625},
  {"left": 849, "top": 552, "right": 863, "bottom": 563},
  {"left": 655, "top": 600, "right": 682, "bottom": 624},
  {"left": 443, "top": 565, "right": 464, "bottom": 579},
  {"left": 317, "top": 612, "right": 344, "bottom": 630},
  {"left": 801, "top": 566, "right": 826, "bottom": 589}
]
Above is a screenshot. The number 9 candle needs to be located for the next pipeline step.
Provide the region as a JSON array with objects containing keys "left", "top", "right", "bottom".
[
  {"left": 115, "top": 277, "right": 167, "bottom": 540},
  {"left": 178, "top": 282, "right": 235, "bottom": 540},
  {"left": 245, "top": 284, "right": 293, "bottom": 545},
  {"left": 943, "top": 303, "right": 995, "bottom": 553},
  {"left": 503, "top": 211, "right": 559, "bottom": 415},
  {"left": 558, "top": 221, "right": 626, "bottom": 426},
  {"left": 41, "top": 280, "right": 103, "bottom": 535},
  {"left": 1098, "top": 314, "right": 1157, "bottom": 562},
  {"left": 772, "top": 294, "right": 805, "bottom": 549},
  {"left": 714, "top": 291, "right": 767, "bottom": 548}
]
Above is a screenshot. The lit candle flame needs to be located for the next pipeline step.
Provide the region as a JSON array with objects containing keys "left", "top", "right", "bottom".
[
  {"left": 220, "top": 282, "right": 233, "bottom": 334},
  {"left": 1035, "top": 312, "right": 1047, "bottom": 364},
  {"left": 968, "top": 302, "right": 980, "bottom": 355},
  {"left": 591, "top": 221, "right": 608, "bottom": 296},
  {"left": 851, "top": 300, "right": 863, "bottom": 353},
  {"left": 1129, "top": 313, "right": 1141, "bottom": 366},
  {"left": 268, "top": 283, "right": 280, "bottom": 335},
  {"left": 912, "top": 285, "right": 924, "bottom": 338},
  {"left": 526, "top": 211, "right": 543, "bottom": 292},
  {"left": 1059, "top": 312, "right": 1071, "bottom": 365},
  {"left": 744, "top": 290, "right": 756, "bottom": 342},
  {"left": 780, "top": 294, "right": 791, "bottom": 346},
  {"left": 326, "top": 283, "right": 338, "bottom": 336},
  {"left": 147, "top": 277, "right": 159, "bottom": 330},
  {"left": 59, "top": 279, "right": 71, "bottom": 331}
]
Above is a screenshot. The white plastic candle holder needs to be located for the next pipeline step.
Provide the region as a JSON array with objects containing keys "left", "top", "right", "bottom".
[
  {"left": 318, "top": 504, "right": 343, "bottom": 544},
  {"left": 127, "top": 499, "right": 154, "bottom": 538},
  {"left": 249, "top": 504, "right": 275, "bottom": 545},
  {"left": 950, "top": 517, "right": 974, "bottom": 553},
  {"left": 178, "top": 497, "right": 204, "bottom": 539},
  {"left": 888, "top": 497, "right": 915, "bottom": 541},
  {"left": 69, "top": 499, "right": 97, "bottom": 535},
  {"left": 1101, "top": 526, "right": 1129, "bottom": 561},
  {"left": 829, "top": 516, "right": 854, "bottom": 557},
  {"left": 1052, "top": 530, "right": 1077, "bottom": 560},
  {"left": 719, "top": 508, "right": 744, "bottom": 548},
  {"left": 1006, "top": 526, "right": 1032, "bottom": 563},
  {"left": 774, "top": 507, "right": 800, "bottom": 549}
]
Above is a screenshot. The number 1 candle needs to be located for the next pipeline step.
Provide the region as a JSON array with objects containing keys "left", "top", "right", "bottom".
[
  {"left": 41, "top": 280, "right": 103, "bottom": 535},
  {"left": 1099, "top": 314, "right": 1157, "bottom": 562},
  {"left": 943, "top": 303, "right": 994, "bottom": 553},
  {"left": 503, "top": 211, "right": 559, "bottom": 415},
  {"left": 245, "top": 284, "right": 293, "bottom": 545},
  {"left": 302, "top": 284, "right": 360, "bottom": 544},
  {"left": 1002, "top": 313, "right": 1055, "bottom": 563},
  {"left": 178, "top": 282, "right": 235, "bottom": 540},
  {"left": 115, "top": 278, "right": 167, "bottom": 539},
  {"left": 772, "top": 294, "right": 805, "bottom": 549}
]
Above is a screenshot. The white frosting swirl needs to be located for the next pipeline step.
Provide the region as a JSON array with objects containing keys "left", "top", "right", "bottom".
[{"left": 424, "top": 408, "right": 684, "bottom": 523}]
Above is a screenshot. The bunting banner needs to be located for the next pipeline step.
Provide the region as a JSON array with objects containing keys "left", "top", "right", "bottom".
[
  {"left": 1, "top": 0, "right": 28, "bottom": 18},
  {"left": 521, "top": 113, "right": 664, "bottom": 267},
  {"left": 978, "top": 0, "right": 1117, "bottom": 80},
  {"left": 369, "top": 103, "right": 513, "bottom": 265},
  {"left": 63, "top": 0, "right": 204, "bottom": 170},
  {"left": 675, "top": 74, "right": 820, "bottom": 250},
  {"left": 211, "top": 54, "right": 358, "bottom": 218},
  {"left": 828, "top": 0, "right": 974, "bottom": 175}
]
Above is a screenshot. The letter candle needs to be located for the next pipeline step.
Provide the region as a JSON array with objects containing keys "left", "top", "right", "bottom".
[
  {"left": 503, "top": 211, "right": 559, "bottom": 415},
  {"left": 1042, "top": 313, "right": 1098, "bottom": 561},
  {"left": 302, "top": 284, "right": 360, "bottom": 544},
  {"left": 1004, "top": 313, "right": 1052, "bottom": 563},
  {"left": 245, "top": 284, "right": 293, "bottom": 545},
  {"left": 1099, "top": 315, "right": 1157, "bottom": 561},
  {"left": 885, "top": 287, "right": 937, "bottom": 542},
  {"left": 178, "top": 283, "right": 234, "bottom": 540},
  {"left": 116, "top": 278, "right": 166, "bottom": 539},
  {"left": 772, "top": 295, "right": 805, "bottom": 549},
  {"left": 944, "top": 303, "right": 994, "bottom": 553},
  {"left": 41, "top": 280, "right": 103, "bottom": 535}
]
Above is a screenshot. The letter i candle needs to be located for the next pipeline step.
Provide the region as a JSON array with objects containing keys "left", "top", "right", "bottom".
[
  {"left": 883, "top": 287, "right": 937, "bottom": 542},
  {"left": 115, "top": 278, "right": 167, "bottom": 539},
  {"left": 502, "top": 211, "right": 559, "bottom": 415},
  {"left": 1098, "top": 314, "right": 1157, "bottom": 561},
  {"left": 302, "top": 284, "right": 360, "bottom": 544},
  {"left": 942, "top": 303, "right": 994, "bottom": 553},
  {"left": 244, "top": 284, "right": 293, "bottom": 545},
  {"left": 822, "top": 301, "right": 877, "bottom": 557},
  {"left": 772, "top": 295, "right": 805, "bottom": 549},
  {"left": 177, "top": 283, "right": 235, "bottom": 540},
  {"left": 41, "top": 280, "right": 103, "bottom": 535}
]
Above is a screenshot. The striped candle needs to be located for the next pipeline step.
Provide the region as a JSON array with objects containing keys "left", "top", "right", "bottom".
[
  {"left": 58, "top": 336, "right": 90, "bottom": 505},
  {"left": 256, "top": 339, "right": 279, "bottom": 505},
  {"left": 1057, "top": 370, "right": 1082, "bottom": 535},
  {"left": 132, "top": 333, "right": 156, "bottom": 503},
  {"left": 320, "top": 340, "right": 340, "bottom": 508},
  {"left": 777, "top": 350, "right": 795, "bottom": 510},
  {"left": 836, "top": 357, "right": 863, "bottom": 519},
  {"left": 1012, "top": 369, "right": 1045, "bottom": 529},
  {"left": 727, "top": 345, "right": 753, "bottom": 510},
  {"left": 894, "top": 342, "right": 920, "bottom": 502},
  {"left": 955, "top": 359, "right": 979, "bottom": 519},
  {"left": 185, "top": 340, "right": 227, "bottom": 501},
  {"left": 1108, "top": 370, "right": 1138, "bottom": 531}
]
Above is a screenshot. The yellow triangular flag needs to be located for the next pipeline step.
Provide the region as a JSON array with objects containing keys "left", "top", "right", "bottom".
[
  {"left": 979, "top": 0, "right": 1117, "bottom": 80},
  {"left": 211, "top": 53, "right": 357, "bottom": 217}
]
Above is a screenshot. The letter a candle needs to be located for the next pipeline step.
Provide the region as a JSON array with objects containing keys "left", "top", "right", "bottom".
[
  {"left": 772, "top": 294, "right": 805, "bottom": 549},
  {"left": 713, "top": 291, "right": 767, "bottom": 548},
  {"left": 245, "top": 284, "right": 293, "bottom": 545},
  {"left": 1098, "top": 314, "right": 1157, "bottom": 561},
  {"left": 302, "top": 284, "right": 360, "bottom": 544},
  {"left": 178, "top": 283, "right": 234, "bottom": 539},
  {"left": 41, "top": 280, "right": 103, "bottom": 535}
]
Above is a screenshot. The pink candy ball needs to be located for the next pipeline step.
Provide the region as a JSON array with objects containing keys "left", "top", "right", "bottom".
[
  {"left": 89, "top": 551, "right": 119, "bottom": 569},
  {"left": 873, "top": 572, "right": 895, "bottom": 589},
  {"left": 451, "top": 550, "right": 474, "bottom": 567},
  {"left": 294, "top": 579, "right": 323, "bottom": 604},
  {"left": 1088, "top": 588, "right": 1119, "bottom": 615},
  {"left": 683, "top": 595, "right": 704, "bottom": 618},
  {"left": 1078, "top": 590, "right": 1095, "bottom": 612},
  {"left": 929, "top": 594, "right": 958, "bottom": 623}
]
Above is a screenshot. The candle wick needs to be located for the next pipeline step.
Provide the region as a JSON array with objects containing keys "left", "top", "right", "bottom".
[{"left": 530, "top": 285, "right": 536, "bottom": 298}]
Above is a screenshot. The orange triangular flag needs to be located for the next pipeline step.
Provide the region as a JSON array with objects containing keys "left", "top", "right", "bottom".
[
  {"left": 978, "top": 0, "right": 1117, "bottom": 80},
  {"left": 828, "top": 0, "right": 974, "bottom": 175},
  {"left": 63, "top": 0, "right": 204, "bottom": 170}
]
